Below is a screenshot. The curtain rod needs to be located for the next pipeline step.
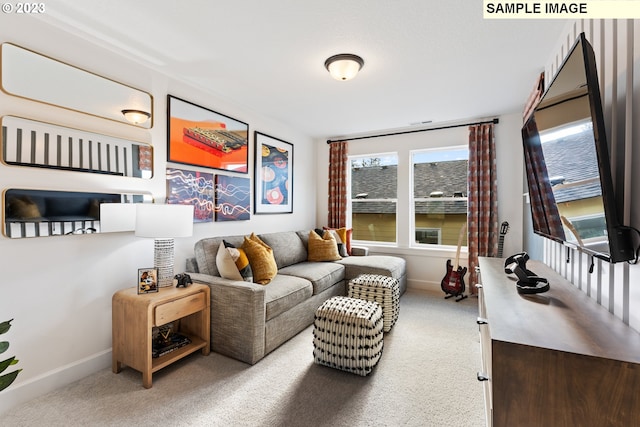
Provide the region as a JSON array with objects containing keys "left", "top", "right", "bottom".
[{"left": 326, "top": 117, "right": 499, "bottom": 144}]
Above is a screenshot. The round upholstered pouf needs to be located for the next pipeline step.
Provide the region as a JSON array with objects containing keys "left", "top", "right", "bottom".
[
  {"left": 312, "top": 296, "right": 384, "bottom": 376},
  {"left": 348, "top": 274, "right": 400, "bottom": 332}
]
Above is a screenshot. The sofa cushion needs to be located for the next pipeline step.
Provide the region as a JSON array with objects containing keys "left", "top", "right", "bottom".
[
  {"left": 307, "top": 230, "right": 342, "bottom": 262},
  {"left": 264, "top": 275, "right": 313, "bottom": 321},
  {"left": 242, "top": 233, "right": 278, "bottom": 285},
  {"left": 258, "top": 231, "right": 307, "bottom": 268},
  {"left": 336, "top": 255, "right": 406, "bottom": 281},
  {"left": 216, "top": 241, "right": 253, "bottom": 282},
  {"left": 322, "top": 228, "right": 349, "bottom": 257},
  {"left": 323, "top": 227, "right": 353, "bottom": 255},
  {"left": 195, "top": 235, "right": 245, "bottom": 276},
  {"left": 216, "top": 241, "right": 243, "bottom": 281},
  {"left": 279, "top": 262, "right": 345, "bottom": 295}
]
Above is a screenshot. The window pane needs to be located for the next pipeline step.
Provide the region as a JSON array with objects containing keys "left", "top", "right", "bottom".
[
  {"left": 412, "top": 148, "right": 468, "bottom": 247},
  {"left": 350, "top": 154, "right": 397, "bottom": 243}
]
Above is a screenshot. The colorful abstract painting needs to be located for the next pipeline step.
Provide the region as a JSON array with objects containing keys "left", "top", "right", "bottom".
[
  {"left": 166, "top": 168, "right": 214, "bottom": 222},
  {"left": 254, "top": 131, "right": 293, "bottom": 214},
  {"left": 215, "top": 175, "right": 251, "bottom": 221},
  {"left": 167, "top": 95, "right": 249, "bottom": 173}
]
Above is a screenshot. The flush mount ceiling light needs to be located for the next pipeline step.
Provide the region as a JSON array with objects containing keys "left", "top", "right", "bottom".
[
  {"left": 324, "top": 53, "right": 364, "bottom": 81},
  {"left": 121, "top": 109, "right": 151, "bottom": 125}
]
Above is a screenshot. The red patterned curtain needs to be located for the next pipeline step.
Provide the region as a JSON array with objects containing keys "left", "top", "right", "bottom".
[
  {"left": 522, "top": 119, "right": 565, "bottom": 240},
  {"left": 468, "top": 123, "right": 498, "bottom": 293},
  {"left": 328, "top": 141, "right": 348, "bottom": 228},
  {"left": 522, "top": 71, "right": 565, "bottom": 240}
]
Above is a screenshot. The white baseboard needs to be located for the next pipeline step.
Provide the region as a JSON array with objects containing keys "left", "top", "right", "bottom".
[
  {"left": 407, "top": 278, "right": 440, "bottom": 293},
  {"left": 0, "top": 349, "right": 112, "bottom": 415}
]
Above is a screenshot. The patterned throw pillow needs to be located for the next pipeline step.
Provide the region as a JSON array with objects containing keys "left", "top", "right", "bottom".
[
  {"left": 216, "top": 240, "right": 253, "bottom": 282},
  {"left": 241, "top": 233, "right": 278, "bottom": 285},
  {"left": 308, "top": 230, "right": 342, "bottom": 262},
  {"left": 323, "top": 227, "right": 353, "bottom": 255},
  {"left": 216, "top": 241, "right": 242, "bottom": 281}
]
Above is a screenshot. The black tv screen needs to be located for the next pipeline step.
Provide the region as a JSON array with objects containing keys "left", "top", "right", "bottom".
[{"left": 522, "top": 33, "right": 633, "bottom": 263}]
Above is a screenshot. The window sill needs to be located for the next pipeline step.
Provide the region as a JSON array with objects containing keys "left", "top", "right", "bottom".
[{"left": 353, "top": 242, "right": 469, "bottom": 260}]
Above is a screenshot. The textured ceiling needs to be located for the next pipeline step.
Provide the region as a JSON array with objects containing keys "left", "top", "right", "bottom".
[{"left": 40, "top": 0, "right": 568, "bottom": 139}]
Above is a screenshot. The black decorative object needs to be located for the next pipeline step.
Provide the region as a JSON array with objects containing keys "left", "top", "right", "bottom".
[{"left": 174, "top": 273, "right": 192, "bottom": 288}]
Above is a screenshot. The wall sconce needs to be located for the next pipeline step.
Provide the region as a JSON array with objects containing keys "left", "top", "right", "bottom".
[
  {"left": 135, "top": 204, "right": 194, "bottom": 287},
  {"left": 324, "top": 54, "right": 364, "bottom": 81},
  {"left": 121, "top": 109, "right": 151, "bottom": 125}
]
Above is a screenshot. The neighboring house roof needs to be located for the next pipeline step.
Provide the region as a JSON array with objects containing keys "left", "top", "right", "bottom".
[
  {"left": 541, "top": 129, "right": 602, "bottom": 203},
  {"left": 351, "top": 161, "right": 468, "bottom": 214}
]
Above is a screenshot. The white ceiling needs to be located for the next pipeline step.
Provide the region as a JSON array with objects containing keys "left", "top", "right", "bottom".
[{"left": 41, "top": 0, "right": 568, "bottom": 139}]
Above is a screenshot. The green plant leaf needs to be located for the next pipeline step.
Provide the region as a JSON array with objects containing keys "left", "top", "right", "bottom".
[
  {"left": 0, "top": 356, "right": 17, "bottom": 374},
  {"left": 0, "top": 341, "right": 8, "bottom": 354},
  {"left": 0, "top": 319, "right": 13, "bottom": 335},
  {"left": 0, "top": 369, "right": 22, "bottom": 392}
]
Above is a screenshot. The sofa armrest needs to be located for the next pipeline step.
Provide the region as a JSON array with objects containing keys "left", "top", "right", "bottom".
[
  {"left": 351, "top": 245, "right": 369, "bottom": 256},
  {"left": 189, "top": 273, "right": 267, "bottom": 364}
]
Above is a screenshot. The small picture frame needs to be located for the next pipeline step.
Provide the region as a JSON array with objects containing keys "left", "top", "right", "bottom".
[{"left": 138, "top": 268, "right": 158, "bottom": 294}]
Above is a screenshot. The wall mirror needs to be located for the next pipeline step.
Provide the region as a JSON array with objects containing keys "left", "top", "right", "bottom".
[
  {"left": 0, "top": 43, "right": 153, "bottom": 128},
  {"left": 3, "top": 188, "right": 152, "bottom": 239},
  {"left": 1, "top": 116, "right": 153, "bottom": 178}
]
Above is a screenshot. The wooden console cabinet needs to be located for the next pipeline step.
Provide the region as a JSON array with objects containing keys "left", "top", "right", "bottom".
[
  {"left": 477, "top": 257, "right": 640, "bottom": 427},
  {"left": 112, "top": 284, "right": 210, "bottom": 388}
]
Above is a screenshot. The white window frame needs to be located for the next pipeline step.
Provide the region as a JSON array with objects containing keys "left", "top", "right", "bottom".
[
  {"left": 410, "top": 145, "right": 468, "bottom": 249},
  {"left": 347, "top": 152, "right": 398, "bottom": 245}
]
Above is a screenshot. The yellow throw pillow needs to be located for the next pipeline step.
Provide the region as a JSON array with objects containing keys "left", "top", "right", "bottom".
[
  {"left": 307, "top": 230, "right": 342, "bottom": 262},
  {"left": 241, "top": 234, "right": 278, "bottom": 285}
]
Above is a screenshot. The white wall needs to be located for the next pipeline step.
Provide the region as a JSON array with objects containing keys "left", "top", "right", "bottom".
[
  {"left": 539, "top": 20, "right": 640, "bottom": 332},
  {"left": 0, "top": 17, "right": 316, "bottom": 412},
  {"left": 315, "top": 112, "right": 525, "bottom": 291}
]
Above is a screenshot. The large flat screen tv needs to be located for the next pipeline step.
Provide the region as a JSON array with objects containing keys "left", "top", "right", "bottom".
[{"left": 522, "top": 32, "right": 634, "bottom": 263}]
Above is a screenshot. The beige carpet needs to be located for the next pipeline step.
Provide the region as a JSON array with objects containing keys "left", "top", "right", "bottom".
[{"left": 2, "top": 289, "right": 485, "bottom": 427}]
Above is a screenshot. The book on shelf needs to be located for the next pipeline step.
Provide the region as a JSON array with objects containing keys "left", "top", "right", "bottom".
[{"left": 152, "top": 333, "right": 191, "bottom": 358}]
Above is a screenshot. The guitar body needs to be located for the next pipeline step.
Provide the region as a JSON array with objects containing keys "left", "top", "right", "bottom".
[
  {"left": 441, "top": 259, "right": 468, "bottom": 301},
  {"left": 441, "top": 223, "right": 469, "bottom": 302}
]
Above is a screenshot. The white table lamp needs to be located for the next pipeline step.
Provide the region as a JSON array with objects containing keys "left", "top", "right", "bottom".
[
  {"left": 99, "top": 203, "right": 137, "bottom": 232},
  {"left": 135, "top": 204, "right": 194, "bottom": 287}
]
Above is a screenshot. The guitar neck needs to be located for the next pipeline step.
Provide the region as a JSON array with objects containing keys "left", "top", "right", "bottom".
[{"left": 453, "top": 223, "right": 467, "bottom": 269}]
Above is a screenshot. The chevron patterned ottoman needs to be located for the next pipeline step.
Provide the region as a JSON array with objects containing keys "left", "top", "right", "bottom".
[
  {"left": 348, "top": 274, "right": 400, "bottom": 332},
  {"left": 312, "top": 296, "right": 384, "bottom": 376}
]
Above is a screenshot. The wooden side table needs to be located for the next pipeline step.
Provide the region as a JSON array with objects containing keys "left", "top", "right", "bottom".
[{"left": 112, "top": 284, "right": 210, "bottom": 388}]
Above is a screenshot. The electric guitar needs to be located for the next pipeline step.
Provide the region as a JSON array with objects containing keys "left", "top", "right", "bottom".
[
  {"left": 497, "top": 221, "right": 510, "bottom": 258},
  {"left": 441, "top": 223, "right": 468, "bottom": 302}
]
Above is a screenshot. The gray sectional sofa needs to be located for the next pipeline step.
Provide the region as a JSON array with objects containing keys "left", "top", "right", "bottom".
[{"left": 185, "top": 230, "right": 406, "bottom": 364}]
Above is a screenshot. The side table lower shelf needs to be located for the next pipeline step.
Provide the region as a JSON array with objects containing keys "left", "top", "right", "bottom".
[
  {"left": 151, "top": 335, "right": 207, "bottom": 372},
  {"left": 112, "top": 284, "right": 211, "bottom": 388}
]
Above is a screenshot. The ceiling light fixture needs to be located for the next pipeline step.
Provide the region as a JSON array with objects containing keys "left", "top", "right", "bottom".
[
  {"left": 121, "top": 109, "right": 151, "bottom": 125},
  {"left": 324, "top": 54, "right": 364, "bottom": 81}
]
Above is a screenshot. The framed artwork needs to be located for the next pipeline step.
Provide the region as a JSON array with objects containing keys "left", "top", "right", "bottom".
[
  {"left": 138, "top": 268, "right": 158, "bottom": 294},
  {"left": 166, "top": 168, "right": 214, "bottom": 223},
  {"left": 215, "top": 175, "right": 251, "bottom": 221},
  {"left": 167, "top": 95, "right": 249, "bottom": 173},
  {"left": 254, "top": 132, "right": 293, "bottom": 214}
]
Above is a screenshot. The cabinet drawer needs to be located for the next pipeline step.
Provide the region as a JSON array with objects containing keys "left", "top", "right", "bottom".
[{"left": 155, "top": 292, "right": 206, "bottom": 325}]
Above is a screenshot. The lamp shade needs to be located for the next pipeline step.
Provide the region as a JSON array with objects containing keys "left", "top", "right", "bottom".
[
  {"left": 99, "top": 203, "right": 137, "bottom": 232},
  {"left": 135, "top": 204, "right": 194, "bottom": 238},
  {"left": 324, "top": 54, "right": 364, "bottom": 81}
]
